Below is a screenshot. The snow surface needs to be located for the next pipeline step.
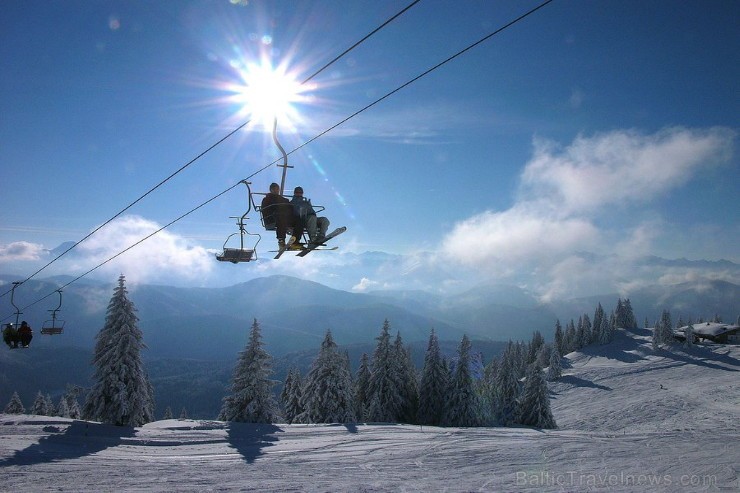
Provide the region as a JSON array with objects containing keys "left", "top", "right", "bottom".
[{"left": 1, "top": 329, "right": 738, "bottom": 492}]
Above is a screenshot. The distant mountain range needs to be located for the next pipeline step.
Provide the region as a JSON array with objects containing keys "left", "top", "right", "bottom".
[
  {"left": 1, "top": 273, "right": 738, "bottom": 419},
  {"left": 1, "top": 274, "right": 738, "bottom": 360}
]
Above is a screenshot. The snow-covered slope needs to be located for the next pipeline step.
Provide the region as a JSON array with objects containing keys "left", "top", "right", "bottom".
[{"left": 1, "top": 329, "right": 738, "bottom": 492}]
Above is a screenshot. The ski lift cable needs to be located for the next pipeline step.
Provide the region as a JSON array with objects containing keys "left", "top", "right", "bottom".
[
  {"left": 1, "top": 0, "right": 555, "bottom": 319},
  {"left": 6, "top": 183, "right": 243, "bottom": 317},
  {"left": 0, "top": 0, "right": 423, "bottom": 299}
]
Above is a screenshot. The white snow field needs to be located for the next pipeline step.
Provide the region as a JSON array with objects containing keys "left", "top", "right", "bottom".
[{"left": 1, "top": 328, "right": 738, "bottom": 492}]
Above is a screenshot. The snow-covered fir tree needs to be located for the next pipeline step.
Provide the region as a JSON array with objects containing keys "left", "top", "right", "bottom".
[
  {"left": 354, "top": 353, "right": 371, "bottom": 421},
  {"left": 535, "top": 344, "right": 551, "bottom": 369},
  {"left": 577, "top": 314, "right": 592, "bottom": 348},
  {"left": 615, "top": 298, "right": 638, "bottom": 329},
  {"left": 297, "top": 330, "right": 356, "bottom": 424},
  {"left": 218, "top": 318, "right": 278, "bottom": 423},
  {"left": 685, "top": 324, "right": 695, "bottom": 348},
  {"left": 44, "top": 394, "right": 54, "bottom": 416},
  {"left": 443, "top": 334, "right": 480, "bottom": 427},
  {"left": 31, "top": 391, "right": 50, "bottom": 416},
  {"left": 56, "top": 395, "right": 70, "bottom": 418},
  {"left": 546, "top": 345, "right": 562, "bottom": 381},
  {"left": 365, "top": 320, "right": 405, "bottom": 422},
  {"left": 513, "top": 341, "right": 527, "bottom": 379},
  {"left": 83, "top": 275, "right": 155, "bottom": 426},
  {"left": 5, "top": 391, "right": 25, "bottom": 414},
  {"left": 565, "top": 320, "right": 577, "bottom": 354},
  {"left": 281, "top": 367, "right": 304, "bottom": 424},
  {"left": 394, "top": 332, "right": 418, "bottom": 424},
  {"left": 653, "top": 310, "right": 675, "bottom": 349},
  {"left": 527, "top": 331, "right": 545, "bottom": 366},
  {"left": 417, "top": 329, "right": 449, "bottom": 426},
  {"left": 163, "top": 406, "right": 173, "bottom": 419},
  {"left": 179, "top": 407, "right": 188, "bottom": 420},
  {"left": 517, "top": 364, "right": 557, "bottom": 429},
  {"left": 598, "top": 314, "right": 613, "bottom": 344},
  {"left": 64, "top": 385, "right": 82, "bottom": 419},
  {"left": 494, "top": 341, "right": 520, "bottom": 426},
  {"left": 659, "top": 309, "right": 674, "bottom": 343},
  {"left": 553, "top": 320, "right": 565, "bottom": 356},
  {"left": 593, "top": 303, "right": 605, "bottom": 338}
]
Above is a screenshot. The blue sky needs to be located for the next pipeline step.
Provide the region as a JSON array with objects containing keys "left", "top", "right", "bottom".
[{"left": 1, "top": 0, "right": 738, "bottom": 298}]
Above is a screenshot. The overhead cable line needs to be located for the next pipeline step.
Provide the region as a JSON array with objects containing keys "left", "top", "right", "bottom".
[
  {"left": 0, "top": 0, "right": 422, "bottom": 299},
  {"left": 5, "top": 0, "right": 554, "bottom": 318}
]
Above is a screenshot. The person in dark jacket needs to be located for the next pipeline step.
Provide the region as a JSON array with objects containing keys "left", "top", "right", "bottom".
[
  {"left": 3, "top": 323, "right": 19, "bottom": 348},
  {"left": 290, "top": 186, "right": 330, "bottom": 245},
  {"left": 260, "top": 183, "right": 295, "bottom": 250},
  {"left": 18, "top": 321, "right": 33, "bottom": 348}
]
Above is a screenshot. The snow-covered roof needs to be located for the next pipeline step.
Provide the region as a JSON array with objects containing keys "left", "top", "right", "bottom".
[{"left": 676, "top": 323, "right": 740, "bottom": 338}]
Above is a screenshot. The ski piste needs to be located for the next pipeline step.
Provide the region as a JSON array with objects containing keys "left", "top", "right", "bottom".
[{"left": 296, "top": 227, "right": 346, "bottom": 257}]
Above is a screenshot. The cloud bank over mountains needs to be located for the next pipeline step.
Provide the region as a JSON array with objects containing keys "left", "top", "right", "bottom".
[
  {"left": 441, "top": 126, "right": 737, "bottom": 300},
  {"left": 1, "top": 127, "right": 736, "bottom": 299}
]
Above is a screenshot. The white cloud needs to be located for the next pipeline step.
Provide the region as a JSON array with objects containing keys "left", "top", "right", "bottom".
[
  {"left": 441, "top": 126, "right": 737, "bottom": 297},
  {"left": 521, "top": 127, "right": 735, "bottom": 215},
  {"left": 0, "top": 241, "right": 48, "bottom": 262},
  {"left": 352, "top": 277, "right": 379, "bottom": 292},
  {"left": 69, "top": 215, "right": 214, "bottom": 285}
]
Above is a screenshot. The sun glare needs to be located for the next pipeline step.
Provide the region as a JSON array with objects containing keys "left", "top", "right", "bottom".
[{"left": 230, "top": 60, "right": 306, "bottom": 130}]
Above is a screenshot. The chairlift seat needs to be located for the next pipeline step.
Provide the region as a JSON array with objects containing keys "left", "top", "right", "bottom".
[
  {"left": 216, "top": 248, "right": 254, "bottom": 263},
  {"left": 41, "top": 320, "right": 65, "bottom": 335}
]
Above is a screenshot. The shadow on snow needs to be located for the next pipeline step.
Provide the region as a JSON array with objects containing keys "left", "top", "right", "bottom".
[
  {"left": 0, "top": 420, "right": 135, "bottom": 466},
  {"left": 225, "top": 422, "right": 283, "bottom": 464}
]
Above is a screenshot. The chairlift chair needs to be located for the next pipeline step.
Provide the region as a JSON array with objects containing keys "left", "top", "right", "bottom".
[
  {"left": 216, "top": 180, "right": 262, "bottom": 263},
  {"left": 41, "top": 289, "right": 65, "bottom": 335}
]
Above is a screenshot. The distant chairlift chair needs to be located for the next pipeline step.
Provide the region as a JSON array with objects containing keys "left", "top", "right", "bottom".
[{"left": 41, "top": 289, "right": 65, "bottom": 335}]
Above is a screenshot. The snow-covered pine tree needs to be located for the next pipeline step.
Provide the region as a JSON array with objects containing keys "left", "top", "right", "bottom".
[
  {"left": 297, "top": 330, "right": 356, "bottom": 424},
  {"left": 546, "top": 345, "right": 562, "bottom": 381},
  {"left": 565, "top": 320, "right": 577, "bottom": 354},
  {"left": 575, "top": 316, "right": 585, "bottom": 350},
  {"left": 281, "top": 367, "right": 304, "bottom": 424},
  {"left": 517, "top": 364, "right": 556, "bottom": 429},
  {"left": 593, "top": 303, "right": 605, "bottom": 336},
  {"left": 163, "top": 406, "right": 173, "bottom": 419},
  {"left": 616, "top": 298, "right": 638, "bottom": 329},
  {"left": 553, "top": 320, "right": 565, "bottom": 356},
  {"left": 659, "top": 309, "right": 674, "bottom": 343},
  {"left": 578, "top": 314, "right": 592, "bottom": 348},
  {"left": 218, "top": 318, "right": 278, "bottom": 423},
  {"left": 395, "top": 332, "right": 418, "bottom": 424},
  {"left": 417, "top": 329, "right": 449, "bottom": 426},
  {"left": 31, "top": 391, "right": 50, "bottom": 416},
  {"left": 83, "top": 275, "right": 155, "bottom": 426},
  {"left": 179, "top": 407, "right": 188, "bottom": 420},
  {"left": 44, "top": 394, "right": 54, "bottom": 416},
  {"left": 527, "top": 331, "right": 545, "bottom": 365},
  {"left": 5, "top": 391, "right": 25, "bottom": 414},
  {"left": 513, "top": 341, "right": 527, "bottom": 379},
  {"left": 354, "top": 353, "right": 371, "bottom": 421},
  {"left": 56, "top": 394, "right": 70, "bottom": 417},
  {"left": 64, "top": 385, "right": 82, "bottom": 419},
  {"left": 494, "top": 341, "right": 520, "bottom": 426},
  {"left": 443, "top": 334, "right": 480, "bottom": 427},
  {"left": 598, "top": 315, "right": 612, "bottom": 345},
  {"left": 366, "top": 319, "right": 404, "bottom": 423},
  {"left": 685, "top": 324, "right": 695, "bottom": 348}
]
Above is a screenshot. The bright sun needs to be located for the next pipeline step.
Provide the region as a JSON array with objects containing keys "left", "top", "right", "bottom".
[{"left": 229, "top": 59, "right": 307, "bottom": 130}]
